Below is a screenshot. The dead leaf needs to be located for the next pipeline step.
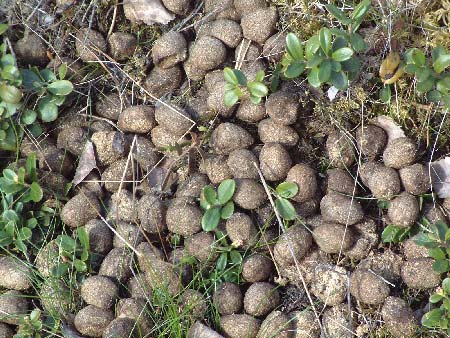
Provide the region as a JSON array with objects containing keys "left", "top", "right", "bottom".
[
  {"left": 123, "top": 0, "right": 175, "bottom": 25},
  {"left": 430, "top": 157, "right": 450, "bottom": 198},
  {"left": 370, "top": 115, "right": 405, "bottom": 143},
  {"left": 73, "top": 141, "right": 97, "bottom": 186}
]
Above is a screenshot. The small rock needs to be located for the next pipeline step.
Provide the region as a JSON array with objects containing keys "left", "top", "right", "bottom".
[
  {"left": 383, "top": 137, "right": 417, "bottom": 169},
  {"left": 118, "top": 105, "right": 156, "bottom": 133},
  {"left": 76, "top": 28, "right": 107, "bottom": 62},
  {"left": 286, "top": 164, "right": 318, "bottom": 203},
  {"left": 241, "top": 7, "right": 278, "bottom": 45},
  {"left": 155, "top": 103, "right": 193, "bottom": 136},
  {"left": 101, "top": 158, "right": 133, "bottom": 192},
  {"left": 320, "top": 193, "right": 364, "bottom": 225},
  {"left": 263, "top": 32, "right": 287, "bottom": 63},
  {"left": 214, "top": 282, "right": 243, "bottom": 315},
  {"left": 0, "top": 290, "right": 28, "bottom": 325},
  {"left": 350, "top": 268, "right": 390, "bottom": 305},
  {"left": 190, "top": 36, "right": 227, "bottom": 71},
  {"left": 144, "top": 65, "right": 183, "bottom": 99},
  {"left": 95, "top": 92, "right": 125, "bottom": 120},
  {"left": 387, "top": 192, "right": 419, "bottom": 228},
  {"left": 265, "top": 91, "right": 299, "bottom": 125},
  {"left": 176, "top": 174, "right": 209, "bottom": 198},
  {"left": 61, "top": 193, "right": 101, "bottom": 228},
  {"left": 242, "top": 254, "right": 274, "bottom": 282},
  {"left": 274, "top": 225, "right": 312, "bottom": 265},
  {"left": 108, "top": 32, "right": 137, "bottom": 61},
  {"left": 322, "top": 304, "right": 354, "bottom": 338},
  {"left": 103, "top": 317, "right": 135, "bottom": 338},
  {"left": 289, "top": 310, "right": 320, "bottom": 338},
  {"left": 15, "top": 32, "right": 47, "bottom": 66},
  {"left": 403, "top": 234, "right": 429, "bottom": 260},
  {"left": 401, "top": 258, "right": 441, "bottom": 289},
  {"left": 99, "top": 247, "right": 133, "bottom": 283},
  {"left": 117, "top": 298, "right": 153, "bottom": 335},
  {"left": 203, "top": 155, "right": 232, "bottom": 185},
  {"left": 358, "top": 250, "right": 403, "bottom": 284},
  {"left": 84, "top": 219, "right": 113, "bottom": 254},
  {"left": 399, "top": 163, "right": 430, "bottom": 195},
  {"left": 234, "top": 0, "right": 266, "bottom": 17},
  {"left": 236, "top": 98, "right": 267, "bottom": 123},
  {"left": 356, "top": 125, "right": 387, "bottom": 159},
  {"left": 258, "top": 118, "right": 299, "bottom": 147},
  {"left": 113, "top": 221, "right": 143, "bottom": 248},
  {"left": 132, "top": 136, "right": 160, "bottom": 170},
  {"left": 166, "top": 198, "right": 202, "bottom": 236},
  {"left": 225, "top": 213, "right": 258, "bottom": 249},
  {"left": 326, "top": 168, "right": 356, "bottom": 196},
  {"left": 227, "top": 149, "right": 259, "bottom": 179},
  {"left": 220, "top": 314, "right": 260, "bottom": 338},
  {"left": 381, "top": 297, "right": 417, "bottom": 338},
  {"left": 364, "top": 162, "right": 401, "bottom": 200},
  {"left": 81, "top": 276, "right": 118, "bottom": 309},
  {"left": 244, "top": 282, "right": 280, "bottom": 317},
  {"left": 209, "top": 19, "right": 243, "bottom": 48},
  {"left": 91, "top": 130, "right": 128, "bottom": 167},
  {"left": 57, "top": 127, "right": 88, "bottom": 156},
  {"left": 326, "top": 132, "right": 356, "bottom": 169},
  {"left": 233, "top": 178, "right": 267, "bottom": 210},
  {"left": 311, "top": 265, "right": 347, "bottom": 306},
  {"left": 74, "top": 305, "right": 114, "bottom": 337},
  {"left": 258, "top": 310, "right": 292, "bottom": 338},
  {"left": 185, "top": 231, "right": 218, "bottom": 263},
  {"left": 152, "top": 31, "right": 188, "bottom": 69},
  {"left": 138, "top": 194, "right": 166, "bottom": 234},
  {"left": 259, "top": 143, "right": 292, "bottom": 181},
  {"left": 161, "top": 0, "right": 192, "bottom": 15},
  {"left": 0, "top": 257, "right": 31, "bottom": 291},
  {"left": 210, "top": 123, "right": 254, "bottom": 155},
  {"left": 313, "top": 222, "right": 353, "bottom": 254}
]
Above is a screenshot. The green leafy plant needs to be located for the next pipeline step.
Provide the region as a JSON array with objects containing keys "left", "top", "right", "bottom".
[
  {"left": 381, "top": 224, "right": 411, "bottom": 243},
  {"left": 381, "top": 46, "right": 450, "bottom": 106},
  {"left": 211, "top": 231, "right": 243, "bottom": 284},
  {"left": 0, "top": 24, "right": 73, "bottom": 150},
  {"left": 0, "top": 154, "right": 47, "bottom": 253},
  {"left": 414, "top": 221, "right": 450, "bottom": 332},
  {"left": 273, "top": 182, "right": 298, "bottom": 221},
  {"left": 53, "top": 227, "right": 90, "bottom": 283},
  {"left": 14, "top": 309, "right": 43, "bottom": 338},
  {"left": 223, "top": 68, "right": 268, "bottom": 106},
  {"left": 276, "top": 0, "right": 371, "bottom": 91},
  {"left": 200, "top": 179, "right": 236, "bottom": 231}
]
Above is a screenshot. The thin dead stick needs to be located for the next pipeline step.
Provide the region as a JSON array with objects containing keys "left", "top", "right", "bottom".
[{"left": 253, "top": 162, "right": 324, "bottom": 334}]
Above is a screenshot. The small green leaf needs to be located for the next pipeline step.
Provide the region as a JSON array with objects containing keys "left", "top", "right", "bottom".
[
  {"left": 26, "top": 153, "right": 37, "bottom": 181},
  {"left": 249, "top": 95, "right": 262, "bottom": 105},
  {"left": 429, "top": 247, "right": 446, "bottom": 260},
  {"left": 74, "top": 259, "right": 87, "bottom": 272},
  {"left": 332, "top": 36, "right": 348, "bottom": 52},
  {"left": 416, "top": 78, "right": 434, "bottom": 93},
  {"left": 40, "top": 68, "right": 57, "bottom": 82},
  {"left": 247, "top": 81, "right": 268, "bottom": 98},
  {"left": 325, "top": 4, "right": 351, "bottom": 25},
  {"left": 319, "top": 28, "right": 332, "bottom": 55},
  {"left": 0, "top": 84, "right": 22, "bottom": 104},
  {"left": 275, "top": 197, "right": 296, "bottom": 220},
  {"left": 307, "top": 67, "right": 321, "bottom": 87},
  {"left": 306, "top": 54, "right": 324, "bottom": 68},
  {"left": 38, "top": 97, "right": 58, "bottom": 122},
  {"left": 410, "top": 48, "right": 426, "bottom": 66},
  {"left": 330, "top": 71, "right": 348, "bottom": 90},
  {"left": 381, "top": 224, "right": 410, "bottom": 243},
  {"left": 351, "top": 0, "right": 371, "bottom": 22},
  {"left": 286, "top": 33, "right": 303, "bottom": 60},
  {"left": 217, "top": 252, "right": 228, "bottom": 270},
  {"left": 223, "top": 67, "right": 239, "bottom": 85},
  {"left": 0, "top": 24, "right": 8, "bottom": 35},
  {"left": 432, "top": 47, "right": 447, "bottom": 63},
  {"left": 350, "top": 33, "right": 367, "bottom": 52},
  {"left": 223, "top": 88, "right": 241, "bottom": 107},
  {"left": 52, "top": 263, "right": 70, "bottom": 277},
  {"left": 30, "top": 182, "right": 43, "bottom": 202},
  {"left": 380, "top": 85, "right": 391, "bottom": 103},
  {"left": 422, "top": 308, "right": 444, "bottom": 328},
  {"left": 17, "top": 227, "right": 32, "bottom": 241},
  {"left": 20, "top": 109, "right": 37, "bottom": 125},
  {"left": 217, "top": 179, "right": 236, "bottom": 205},
  {"left": 434, "top": 54, "right": 450, "bottom": 73},
  {"left": 443, "top": 278, "right": 450, "bottom": 294},
  {"left": 59, "top": 63, "right": 68, "bottom": 80},
  {"left": 332, "top": 47, "right": 354, "bottom": 62},
  {"left": 254, "top": 70, "right": 265, "bottom": 83},
  {"left": 47, "top": 80, "right": 73, "bottom": 96},
  {"left": 416, "top": 67, "right": 431, "bottom": 82},
  {"left": 284, "top": 61, "right": 305, "bottom": 79},
  {"left": 414, "top": 233, "right": 438, "bottom": 248},
  {"left": 20, "top": 69, "right": 42, "bottom": 91},
  {"left": 341, "top": 56, "right": 361, "bottom": 73},
  {"left": 202, "top": 207, "right": 221, "bottom": 231},
  {"left": 432, "top": 221, "right": 448, "bottom": 241},
  {"left": 430, "top": 293, "right": 444, "bottom": 303},
  {"left": 233, "top": 69, "right": 247, "bottom": 86},
  {"left": 432, "top": 259, "right": 449, "bottom": 273},
  {"left": 305, "top": 35, "right": 320, "bottom": 59},
  {"left": 3, "top": 168, "right": 18, "bottom": 182},
  {"left": 318, "top": 60, "right": 332, "bottom": 83},
  {"left": 221, "top": 201, "right": 234, "bottom": 219},
  {"left": 57, "top": 234, "right": 76, "bottom": 252},
  {"left": 202, "top": 185, "right": 217, "bottom": 206},
  {"left": 276, "top": 182, "right": 298, "bottom": 199},
  {"left": 229, "top": 250, "right": 242, "bottom": 264},
  {"left": 427, "top": 90, "right": 442, "bottom": 103}
]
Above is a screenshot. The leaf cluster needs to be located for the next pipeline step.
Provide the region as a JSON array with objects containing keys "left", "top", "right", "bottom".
[
  {"left": 276, "top": 0, "right": 370, "bottom": 91},
  {"left": 0, "top": 24, "right": 73, "bottom": 150},
  {"left": 415, "top": 221, "right": 450, "bottom": 332},
  {"left": 15, "top": 309, "right": 43, "bottom": 338},
  {"left": 213, "top": 231, "right": 243, "bottom": 284},
  {"left": 53, "top": 227, "right": 90, "bottom": 282},
  {"left": 223, "top": 68, "right": 268, "bottom": 106},
  {"left": 0, "top": 154, "right": 48, "bottom": 253},
  {"left": 381, "top": 224, "right": 411, "bottom": 243},
  {"left": 200, "top": 179, "right": 236, "bottom": 231},
  {"left": 273, "top": 182, "right": 298, "bottom": 221},
  {"left": 381, "top": 47, "right": 450, "bottom": 106}
]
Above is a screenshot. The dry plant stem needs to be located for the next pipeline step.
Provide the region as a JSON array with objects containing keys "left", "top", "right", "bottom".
[
  {"left": 107, "top": 1, "right": 118, "bottom": 38},
  {"left": 253, "top": 162, "right": 324, "bottom": 333}
]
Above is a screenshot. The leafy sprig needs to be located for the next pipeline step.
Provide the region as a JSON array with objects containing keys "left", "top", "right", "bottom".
[{"left": 223, "top": 68, "right": 268, "bottom": 106}]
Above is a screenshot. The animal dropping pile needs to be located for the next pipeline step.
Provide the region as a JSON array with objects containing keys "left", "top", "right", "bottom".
[{"left": 0, "top": 0, "right": 449, "bottom": 337}]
